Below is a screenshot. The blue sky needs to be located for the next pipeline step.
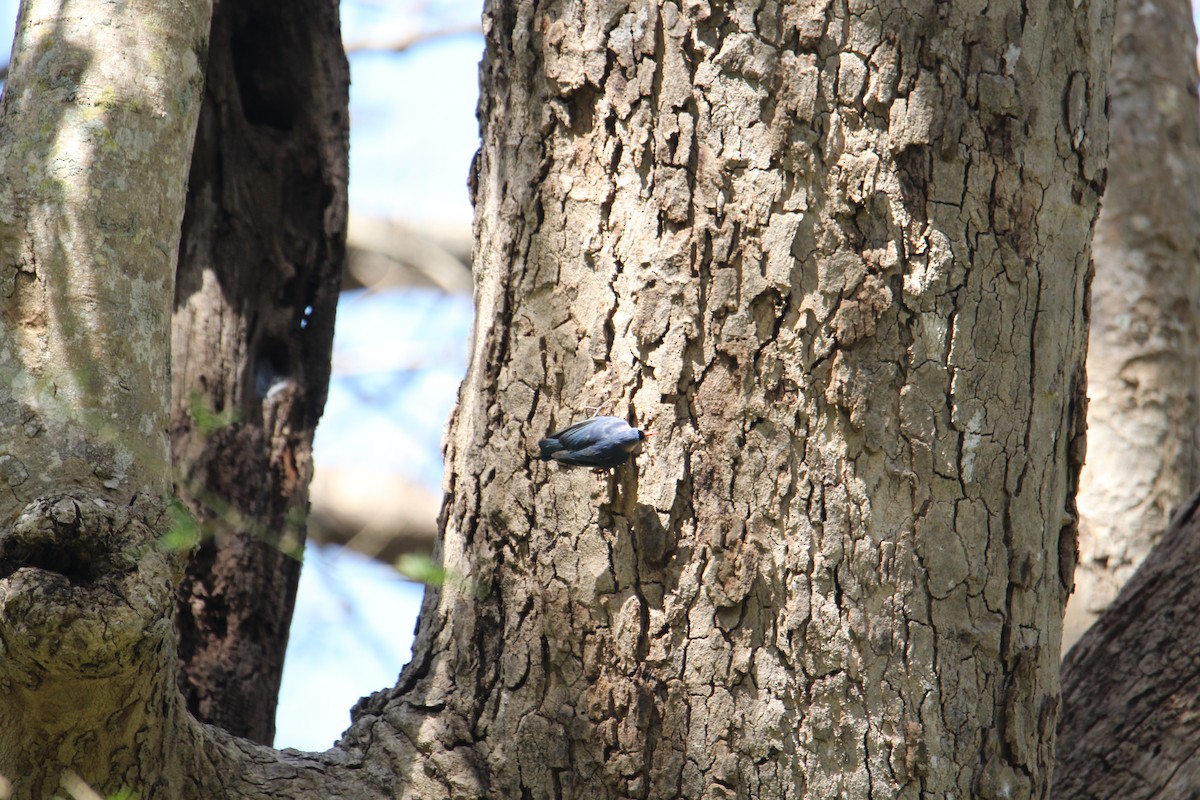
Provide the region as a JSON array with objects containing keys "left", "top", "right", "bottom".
[{"left": 276, "top": 4, "right": 482, "bottom": 749}]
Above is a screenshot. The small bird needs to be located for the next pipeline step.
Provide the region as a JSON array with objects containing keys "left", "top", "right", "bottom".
[{"left": 538, "top": 415, "right": 653, "bottom": 469}]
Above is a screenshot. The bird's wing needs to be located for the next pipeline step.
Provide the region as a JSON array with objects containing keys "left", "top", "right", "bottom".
[
  {"left": 537, "top": 437, "right": 564, "bottom": 459},
  {"left": 550, "top": 443, "right": 616, "bottom": 467},
  {"left": 551, "top": 416, "right": 629, "bottom": 450}
]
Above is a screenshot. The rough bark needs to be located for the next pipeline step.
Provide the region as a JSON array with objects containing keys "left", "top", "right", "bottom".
[
  {"left": 0, "top": 1, "right": 367, "bottom": 796},
  {"left": 332, "top": 0, "right": 1111, "bottom": 797},
  {"left": 0, "top": 0, "right": 211, "bottom": 794},
  {"left": 171, "top": 0, "right": 349, "bottom": 745},
  {"left": 1063, "top": 0, "right": 1200, "bottom": 651},
  {"left": 1054, "top": 488, "right": 1200, "bottom": 798},
  {"left": 0, "top": 0, "right": 1117, "bottom": 796}
]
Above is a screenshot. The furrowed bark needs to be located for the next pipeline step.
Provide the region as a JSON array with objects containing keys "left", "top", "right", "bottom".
[
  {"left": 1056, "top": 0, "right": 1200, "bottom": 769},
  {"left": 0, "top": 0, "right": 1119, "bottom": 796},
  {"left": 334, "top": 0, "right": 1113, "bottom": 796}
]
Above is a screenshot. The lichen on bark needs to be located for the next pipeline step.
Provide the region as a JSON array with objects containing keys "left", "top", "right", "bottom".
[
  {"left": 0, "top": 0, "right": 211, "bottom": 795},
  {"left": 0, "top": 0, "right": 208, "bottom": 510}
]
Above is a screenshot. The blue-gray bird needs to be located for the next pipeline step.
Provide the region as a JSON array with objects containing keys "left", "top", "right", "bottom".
[{"left": 538, "top": 415, "right": 652, "bottom": 469}]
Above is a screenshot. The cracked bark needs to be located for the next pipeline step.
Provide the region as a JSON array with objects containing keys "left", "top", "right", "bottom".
[
  {"left": 334, "top": 0, "right": 1111, "bottom": 797},
  {"left": 1063, "top": 0, "right": 1200, "bottom": 651},
  {"left": 0, "top": 0, "right": 1114, "bottom": 797}
]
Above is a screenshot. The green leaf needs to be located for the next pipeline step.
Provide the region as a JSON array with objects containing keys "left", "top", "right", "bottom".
[
  {"left": 395, "top": 553, "right": 446, "bottom": 586},
  {"left": 158, "top": 499, "right": 201, "bottom": 552}
]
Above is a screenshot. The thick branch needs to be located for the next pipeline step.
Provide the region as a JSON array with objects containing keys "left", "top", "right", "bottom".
[
  {"left": 1055, "top": 488, "right": 1200, "bottom": 797},
  {"left": 0, "top": 0, "right": 207, "bottom": 509},
  {"left": 0, "top": 0, "right": 210, "bottom": 795}
]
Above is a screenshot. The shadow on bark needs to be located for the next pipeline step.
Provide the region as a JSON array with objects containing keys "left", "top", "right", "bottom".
[
  {"left": 1055, "top": 488, "right": 1200, "bottom": 797},
  {"left": 171, "top": 0, "right": 349, "bottom": 745}
]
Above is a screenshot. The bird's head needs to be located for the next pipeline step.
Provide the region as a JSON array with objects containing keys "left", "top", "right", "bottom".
[{"left": 626, "top": 428, "right": 653, "bottom": 453}]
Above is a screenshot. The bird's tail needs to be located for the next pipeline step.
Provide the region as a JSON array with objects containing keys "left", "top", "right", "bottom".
[{"left": 538, "top": 438, "right": 562, "bottom": 461}]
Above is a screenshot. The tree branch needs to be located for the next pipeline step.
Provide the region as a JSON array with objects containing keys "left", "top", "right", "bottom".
[
  {"left": 343, "top": 23, "right": 482, "bottom": 56},
  {"left": 0, "top": 0, "right": 209, "bottom": 794}
]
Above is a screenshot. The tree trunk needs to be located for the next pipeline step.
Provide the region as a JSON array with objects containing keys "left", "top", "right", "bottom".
[
  {"left": 1053, "top": 1, "right": 1200, "bottom": 783},
  {"left": 171, "top": 0, "right": 349, "bottom": 745},
  {"left": 0, "top": 0, "right": 1116, "bottom": 797},
  {"left": 0, "top": 0, "right": 211, "bottom": 795},
  {"left": 334, "top": 0, "right": 1111, "bottom": 796},
  {"left": 1064, "top": 0, "right": 1200, "bottom": 651}
]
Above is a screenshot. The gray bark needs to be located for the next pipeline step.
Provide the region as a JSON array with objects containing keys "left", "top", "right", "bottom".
[
  {"left": 334, "top": 0, "right": 1111, "bottom": 797},
  {"left": 0, "top": 0, "right": 1115, "bottom": 797},
  {"left": 0, "top": 0, "right": 210, "bottom": 795},
  {"left": 1064, "top": 0, "right": 1200, "bottom": 651}
]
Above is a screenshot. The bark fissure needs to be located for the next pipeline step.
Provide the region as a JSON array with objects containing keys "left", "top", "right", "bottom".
[
  {"left": 0, "top": 0, "right": 1119, "bottom": 795},
  {"left": 332, "top": 0, "right": 1112, "bottom": 797}
]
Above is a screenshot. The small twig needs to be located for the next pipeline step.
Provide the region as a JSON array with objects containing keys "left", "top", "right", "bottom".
[
  {"left": 344, "top": 23, "right": 482, "bottom": 56},
  {"left": 586, "top": 398, "right": 614, "bottom": 418}
]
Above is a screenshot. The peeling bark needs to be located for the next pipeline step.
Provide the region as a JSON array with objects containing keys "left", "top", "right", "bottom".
[{"left": 1064, "top": 0, "right": 1200, "bottom": 651}]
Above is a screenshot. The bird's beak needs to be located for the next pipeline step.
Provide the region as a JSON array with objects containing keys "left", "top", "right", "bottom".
[{"left": 645, "top": 431, "right": 655, "bottom": 437}]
